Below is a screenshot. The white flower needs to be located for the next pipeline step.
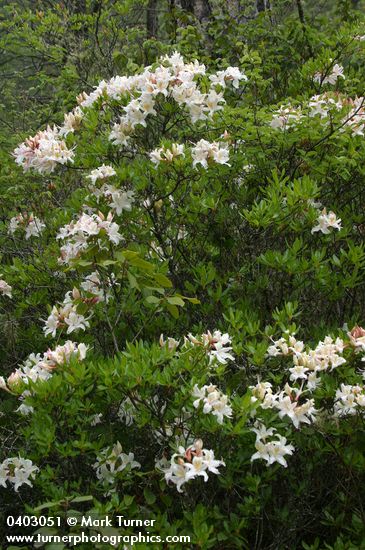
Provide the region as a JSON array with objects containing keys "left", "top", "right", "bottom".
[
  {"left": 314, "top": 64, "right": 345, "bottom": 85},
  {"left": 209, "top": 341, "right": 235, "bottom": 364},
  {"left": 149, "top": 143, "right": 185, "bottom": 166},
  {"left": 250, "top": 422, "right": 276, "bottom": 442},
  {"left": 209, "top": 67, "right": 247, "bottom": 89},
  {"left": 185, "top": 456, "right": 209, "bottom": 482},
  {"left": 164, "top": 459, "right": 189, "bottom": 493},
  {"left": 163, "top": 440, "right": 224, "bottom": 492},
  {"left": 192, "top": 384, "right": 232, "bottom": 423},
  {"left": 270, "top": 106, "right": 302, "bottom": 130},
  {"left": 59, "top": 107, "right": 83, "bottom": 136},
  {"left": 311, "top": 208, "right": 342, "bottom": 234},
  {"left": 191, "top": 139, "right": 230, "bottom": 169},
  {"left": 202, "top": 449, "right": 225, "bottom": 473},
  {"left": 288, "top": 364, "right": 309, "bottom": 382},
  {"left": 275, "top": 394, "right": 317, "bottom": 429},
  {"left": 64, "top": 311, "right": 89, "bottom": 334},
  {"left": 1, "top": 457, "right": 39, "bottom": 491},
  {"left": 159, "top": 334, "right": 180, "bottom": 351},
  {"left": 57, "top": 211, "right": 122, "bottom": 264},
  {"left": 25, "top": 217, "right": 46, "bottom": 239},
  {"left": 103, "top": 187, "right": 134, "bottom": 215},
  {"left": 13, "top": 126, "right": 74, "bottom": 174},
  {"left": 251, "top": 429, "right": 295, "bottom": 468},
  {"left": 93, "top": 442, "right": 140, "bottom": 485},
  {"left": 0, "top": 279, "right": 12, "bottom": 298},
  {"left": 9, "top": 213, "right": 45, "bottom": 239},
  {"left": 334, "top": 383, "right": 365, "bottom": 417},
  {"left": 87, "top": 165, "right": 116, "bottom": 185}
]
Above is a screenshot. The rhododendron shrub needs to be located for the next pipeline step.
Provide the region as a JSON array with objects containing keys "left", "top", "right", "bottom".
[{"left": 2, "top": 2, "right": 365, "bottom": 548}]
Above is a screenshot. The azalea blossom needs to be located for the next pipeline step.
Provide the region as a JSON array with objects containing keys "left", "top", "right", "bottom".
[
  {"left": 314, "top": 64, "right": 345, "bottom": 85},
  {"left": 44, "top": 300, "right": 90, "bottom": 338},
  {"left": 192, "top": 384, "right": 232, "bottom": 424},
  {"left": 334, "top": 383, "right": 365, "bottom": 417},
  {"left": 9, "top": 213, "right": 46, "bottom": 239},
  {"left": 57, "top": 211, "right": 122, "bottom": 264},
  {"left": 311, "top": 208, "right": 342, "bottom": 234},
  {"left": 270, "top": 105, "right": 303, "bottom": 130},
  {"left": 59, "top": 106, "right": 83, "bottom": 136},
  {"left": 0, "top": 457, "right": 39, "bottom": 491},
  {"left": 161, "top": 439, "right": 225, "bottom": 493},
  {"left": 251, "top": 434, "right": 295, "bottom": 468},
  {"left": 13, "top": 125, "right": 74, "bottom": 174},
  {"left": 149, "top": 143, "right": 185, "bottom": 166},
  {"left": 159, "top": 334, "right": 180, "bottom": 351},
  {"left": 191, "top": 139, "right": 230, "bottom": 169},
  {"left": 186, "top": 329, "right": 234, "bottom": 365},
  {"left": 0, "top": 278, "right": 12, "bottom": 298},
  {"left": 87, "top": 164, "right": 116, "bottom": 185},
  {"left": 93, "top": 442, "right": 140, "bottom": 485}
]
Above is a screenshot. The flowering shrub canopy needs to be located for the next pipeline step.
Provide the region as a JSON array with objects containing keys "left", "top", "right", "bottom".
[{"left": 2, "top": 1, "right": 365, "bottom": 548}]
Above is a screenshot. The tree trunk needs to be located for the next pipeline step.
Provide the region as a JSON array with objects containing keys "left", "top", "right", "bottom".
[
  {"left": 181, "top": 0, "right": 195, "bottom": 13},
  {"left": 147, "top": 0, "right": 158, "bottom": 38},
  {"left": 195, "top": 0, "right": 211, "bottom": 20}
]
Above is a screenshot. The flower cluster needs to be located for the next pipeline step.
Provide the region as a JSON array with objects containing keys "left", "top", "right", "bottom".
[
  {"left": 57, "top": 211, "right": 122, "bottom": 264},
  {"left": 0, "top": 457, "right": 39, "bottom": 492},
  {"left": 341, "top": 96, "right": 365, "bottom": 136},
  {"left": 311, "top": 207, "right": 342, "bottom": 234},
  {"left": 87, "top": 164, "right": 116, "bottom": 185},
  {"left": 247, "top": 329, "right": 361, "bottom": 441},
  {"left": 81, "top": 271, "right": 115, "bottom": 302},
  {"left": 268, "top": 332, "right": 346, "bottom": 374},
  {"left": 0, "top": 341, "right": 88, "bottom": 399},
  {"left": 192, "top": 384, "right": 232, "bottom": 424},
  {"left": 161, "top": 439, "right": 225, "bottom": 493},
  {"left": 348, "top": 325, "right": 365, "bottom": 356},
  {"left": 186, "top": 330, "right": 234, "bottom": 365},
  {"left": 13, "top": 125, "right": 74, "bottom": 174},
  {"left": 93, "top": 442, "right": 140, "bottom": 485},
  {"left": 308, "top": 93, "right": 344, "bottom": 118},
  {"left": 334, "top": 384, "right": 365, "bottom": 417},
  {"left": 191, "top": 139, "right": 230, "bottom": 169},
  {"left": 43, "top": 290, "right": 91, "bottom": 337},
  {"left": 90, "top": 184, "right": 134, "bottom": 215},
  {"left": 159, "top": 333, "right": 180, "bottom": 351},
  {"left": 149, "top": 143, "right": 185, "bottom": 166},
  {"left": 270, "top": 105, "right": 303, "bottom": 130},
  {"left": 314, "top": 63, "right": 345, "bottom": 85},
  {"left": 9, "top": 213, "right": 45, "bottom": 239},
  {"left": 250, "top": 423, "right": 295, "bottom": 468},
  {"left": 0, "top": 278, "right": 12, "bottom": 298},
  {"left": 251, "top": 381, "right": 317, "bottom": 429},
  {"left": 59, "top": 106, "right": 84, "bottom": 137},
  {"left": 75, "top": 52, "right": 245, "bottom": 141}
]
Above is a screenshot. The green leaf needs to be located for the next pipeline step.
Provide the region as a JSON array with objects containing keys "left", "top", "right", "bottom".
[
  {"left": 166, "top": 296, "right": 185, "bottom": 306},
  {"left": 143, "top": 487, "right": 156, "bottom": 505}
]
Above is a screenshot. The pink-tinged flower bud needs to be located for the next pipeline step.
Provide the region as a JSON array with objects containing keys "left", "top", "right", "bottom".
[
  {"left": 194, "top": 439, "right": 203, "bottom": 452},
  {"left": 76, "top": 92, "right": 88, "bottom": 105},
  {"left": 350, "top": 326, "right": 365, "bottom": 339},
  {"left": 7, "top": 371, "right": 22, "bottom": 389},
  {"left": 72, "top": 287, "right": 81, "bottom": 300}
]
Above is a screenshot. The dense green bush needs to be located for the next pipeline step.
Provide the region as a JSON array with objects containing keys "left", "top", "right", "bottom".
[{"left": 1, "top": 1, "right": 365, "bottom": 549}]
